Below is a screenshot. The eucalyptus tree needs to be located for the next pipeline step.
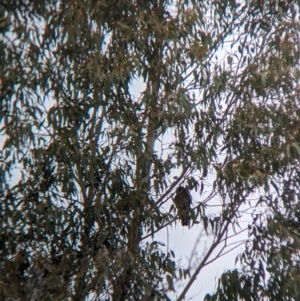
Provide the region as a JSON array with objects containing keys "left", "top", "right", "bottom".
[{"left": 1, "top": 0, "right": 300, "bottom": 300}]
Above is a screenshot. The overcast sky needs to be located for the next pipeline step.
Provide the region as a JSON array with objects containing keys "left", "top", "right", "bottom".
[{"left": 130, "top": 78, "right": 250, "bottom": 300}]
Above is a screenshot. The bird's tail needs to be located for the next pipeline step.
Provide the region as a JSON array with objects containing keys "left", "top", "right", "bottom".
[{"left": 181, "top": 213, "right": 190, "bottom": 227}]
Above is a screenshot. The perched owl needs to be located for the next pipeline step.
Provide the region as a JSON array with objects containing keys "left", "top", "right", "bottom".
[{"left": 173, "top": 186, "right": 192, "bottom": 226}]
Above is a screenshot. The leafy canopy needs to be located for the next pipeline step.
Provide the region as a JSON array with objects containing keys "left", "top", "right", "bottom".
[{"left": 1, "top": 0, "right": 300, "bottom": 301}]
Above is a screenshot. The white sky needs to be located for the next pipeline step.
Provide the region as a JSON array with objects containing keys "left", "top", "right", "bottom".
[
  {"left": 130, "top": 77, "right": 249, "bottom": 300},
  {"left": 3, "top": 3, "right": 298, "bottom": 299},
  {"left": 0, "top": 74, "right": 247, "bottom": 301}
]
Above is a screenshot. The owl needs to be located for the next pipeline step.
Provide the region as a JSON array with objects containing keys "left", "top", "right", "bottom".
[{"left": 173, "top": 186, "right": 192, "bottom": 226}]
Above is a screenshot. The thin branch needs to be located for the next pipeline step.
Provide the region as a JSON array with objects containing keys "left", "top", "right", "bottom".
[
  {"left": 219, "top": 227, "right": 248, "bottom": 244},
  {"left": 187, "top": 229, "right": 207, "bottom": 271},
  {"left": 204, "top": 240, "right": 247, "bottom": 267},
  {"left": 155, "top": 166, "right": 189, "bottom": 206},
  {"left": 176, "top": 191, "right": 249, "bottom": 301},
  {"left": 140, "top": 199, "right": 206, "bottom": 242},
  {"left": 176, "top": 219, "right": 231, "bottom": 301}
]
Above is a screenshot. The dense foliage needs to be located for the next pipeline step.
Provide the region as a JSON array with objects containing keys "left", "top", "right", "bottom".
[{"left": 1, "top": 0, "right": 300, "bottom": 300}]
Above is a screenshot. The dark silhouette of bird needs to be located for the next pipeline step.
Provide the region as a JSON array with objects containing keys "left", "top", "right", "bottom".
[{"left": 173, "top": 186, "right": 192, "bottom": 226}]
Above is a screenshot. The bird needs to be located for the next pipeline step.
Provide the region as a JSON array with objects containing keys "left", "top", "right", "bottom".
[{"left": 173, "top": 186, "right": 192, "bottom": 226}]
